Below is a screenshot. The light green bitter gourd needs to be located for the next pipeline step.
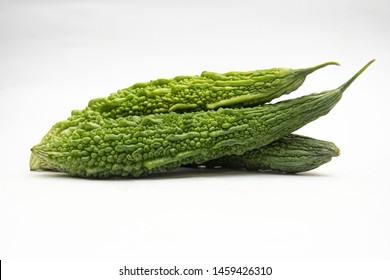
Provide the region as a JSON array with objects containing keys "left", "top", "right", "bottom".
[
  {"left": 37, "top": 61, "right": 338, "bottom": 145},
  {"left": 86, "top": 61, "right": 338, "bottom": 115},
  {"left": 30, "top": 134, "right": 340, "bottom": 174}
]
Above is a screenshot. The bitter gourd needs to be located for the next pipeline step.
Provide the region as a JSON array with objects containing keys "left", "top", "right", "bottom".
[
  {"left": 30, "top": 134, "right": 340, "bottom": 174},
  {"left": 189, "top": 134, "right": 340, "bottom": 173},
  {"left": 37, "top": 62, "right": 337, "bottom": 145},
  {"left": 86, "top": 61, "right": 338, "bottom": 116},
  {"left": 32, "top": 61, "right": 338, "bottom": 166},
  {"left": 30, "top": 60, "right": 372, "bottom": 178},
  {"left": 30, "top": 60, "right": 373, "bottom": 178}
]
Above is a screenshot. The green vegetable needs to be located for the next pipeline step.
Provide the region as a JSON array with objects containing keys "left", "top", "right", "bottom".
[
  {"left": 37, "top": 62, "right": 337, "bottom": 145},
  {"left": 30, "top": 134, "right": 340, "bottom": 174},
  {"left": 30, "top": 60, "right": 372, "bottom": 178},
  {"left": 31, "top": 61, "right": 338, "bottom": 171},
  {"left": 87, "top": 61, "right": 338, "bottom": 117},
  {"left": 188, "top": 134, "right": 340, "bottom": 173}
]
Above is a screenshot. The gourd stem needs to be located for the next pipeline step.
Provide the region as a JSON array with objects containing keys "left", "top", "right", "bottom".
[{"left": 338, "top": 59, "right": 375, "bottom": 92}]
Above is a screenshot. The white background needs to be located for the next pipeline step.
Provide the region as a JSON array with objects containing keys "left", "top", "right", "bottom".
[{"left": 0, "top": 0, "right": 389, "bottom": 277}]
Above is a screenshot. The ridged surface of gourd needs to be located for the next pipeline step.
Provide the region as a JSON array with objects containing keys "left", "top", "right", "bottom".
[{"left": 191, "top": 134, "right": 340, "bottom": 173}]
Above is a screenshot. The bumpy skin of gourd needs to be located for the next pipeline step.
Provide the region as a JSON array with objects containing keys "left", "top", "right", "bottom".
[
  {"left": 86, "top": 62, "right": 338, "bottom": 117},
  {"left": 190, "top": 134, "right": 340, "bottom": 173},
  {"left": 30, "top": 134, "right": 339, "bottom": 174}
]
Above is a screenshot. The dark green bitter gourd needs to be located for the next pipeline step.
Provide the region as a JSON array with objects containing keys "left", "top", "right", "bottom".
[
  {"left": 188, "top": 134, "right": 340, "bottom": 173},
  {"left": 30, "top": 60, "right": 372, "bottom": 178}
]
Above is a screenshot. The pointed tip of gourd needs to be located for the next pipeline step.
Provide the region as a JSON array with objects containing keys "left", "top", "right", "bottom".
[
  {"left": 313, "top": 61, "right": 341, "bottom": 70},
  {"left": 30, "top": 146, "right": 58, "bottom": 171},
  {"left": 30, "top": 145, "right": 41, "bottom": 169},
  {"left": 296, "top": 61, "right": 340, "bottom": 77},
  {"left": 334, "top": 146, "right": 341, "bottom": 157},
  {"left": 30, "top": 152, "right": 42, "bottom": 171},
  {"left": 299, "top": 61, "right": 340, "bottom": 76},
  {"left": 338, "top": 59, "right": 375, "bottom": 92}
]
